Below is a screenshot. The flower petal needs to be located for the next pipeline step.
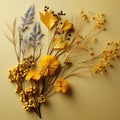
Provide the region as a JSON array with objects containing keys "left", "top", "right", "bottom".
[
  {"left": 26, "top": 69, "right": 41, "bottom": 81},
  {"left": 32, "top": 70, "right": 41, "bottom": 81},
  {"left": 26, "top": 69, "right": 34, "bottom": 81}
]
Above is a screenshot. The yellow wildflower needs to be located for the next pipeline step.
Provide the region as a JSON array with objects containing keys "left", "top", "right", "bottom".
[
  {"left": 40, "top": 10, "right": 58, "bottom": 30},
  {"left": 26, "top": 69, "right": 41, "bottom": 81},
  {"left": 39, "top": 55, "right": 60, "bottom": 76},
  {"left": 60, "top": 20, "right": 73, "bottom": 32},
  {"left": 52, "top": 36, "right": 68, "bottom": 49},
  {"left": 54, "top": 79, "right": 69, "bottom": 93}
]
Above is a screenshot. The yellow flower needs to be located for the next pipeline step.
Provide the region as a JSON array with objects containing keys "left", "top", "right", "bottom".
[
  {"left": 52, "top": 36, "right": 68, "bottom": 50},
  {"left": 54, "top": 79, "right": 69, "bottom": 93},
  {"left": 26, "top": 69, "right": 41, "bottom": 81},
  {"left": 40, "top": 10, "right": 58, "bottom": 30},
  {"left": 60, "top": 20, "right": 73, "bottom": 32},
  {"left": 39, "top": 55, "right": 60, "bottom": 76}
]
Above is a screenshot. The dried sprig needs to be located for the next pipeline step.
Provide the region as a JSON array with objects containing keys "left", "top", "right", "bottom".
[
  {"left": 28, "top": 22, "right": 44, "bottom": 57},
  {"left": 22, "top": 22, "right": 43, "bottom": 59},
  {"left": 5, "top": 18, "right": 19, "bottom": 61},
  {"left": 91, "top": 40, "right": 120, "bottom": 74},
  {"left": 7, "top": 4, "right": 120, "bottom": 119},
  {"left": 19, "top": 4, "right": 35, "bottom": 32},
  {"left": 18, "top": 4, "right": 35, "bottom": 62}
]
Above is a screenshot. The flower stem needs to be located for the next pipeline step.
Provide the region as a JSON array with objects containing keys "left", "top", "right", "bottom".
[
  {"left": 35, "top": 101, "right": 42, "bottom": 119},
  {"left": 35, "top": 107, "right": 41, "bottom": 119}
]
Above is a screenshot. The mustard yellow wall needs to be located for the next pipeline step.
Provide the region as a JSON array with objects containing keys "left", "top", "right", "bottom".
[{"left": 0, "top": 0, "right": 120, "bottom": 120}]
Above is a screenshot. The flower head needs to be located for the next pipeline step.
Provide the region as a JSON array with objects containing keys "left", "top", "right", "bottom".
[
  {"left": 54, "top": 78, "right": 69, "bottom": 93},
  {"left": 26, "top": 69, "right": 41, "bottom": 81},
  {"left": 40, "top": 10, "right": 58, "bottom": 30},
  {"left": 39, "top": 55, "right": 60, "bottom": 76}
]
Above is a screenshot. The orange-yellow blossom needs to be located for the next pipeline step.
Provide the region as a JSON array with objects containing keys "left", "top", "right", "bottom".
[
  {"left": 54, "top": 78, "right": 69, "bottom": 93},
  {"left": 39, "top": 55, "right": 60, "bottom": 76}
]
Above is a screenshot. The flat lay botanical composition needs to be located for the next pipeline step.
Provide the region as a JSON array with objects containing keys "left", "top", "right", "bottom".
[{"left": 6, "top": 4, "right": 120, "bottom": 119}]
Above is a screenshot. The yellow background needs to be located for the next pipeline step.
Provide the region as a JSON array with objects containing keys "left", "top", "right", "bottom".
[{"left": 0, "top": 0, "right": 120, "bottom": 120}]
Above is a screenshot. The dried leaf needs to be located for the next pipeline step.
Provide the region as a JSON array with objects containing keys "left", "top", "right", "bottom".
[
  {"left": 52, "top": 36, "right": 68, "bottom": 49},
  {"left": 60, "top": 20, "right": 73, "bottom": 32},
  {"left": 40, "top": 10, "right": 58, "bottom": 30}
]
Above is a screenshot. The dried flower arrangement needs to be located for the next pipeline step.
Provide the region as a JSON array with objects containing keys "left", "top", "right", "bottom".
[{"left": 6, "top": 4, "right": 120, "bottom": 119}]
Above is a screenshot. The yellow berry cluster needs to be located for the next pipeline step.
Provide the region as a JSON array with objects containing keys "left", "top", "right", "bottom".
[
  {"left": 20, "top": 86, "right": 36, "bottom": 102},
  {"left": 23, "top": 99, "right": 36, "bottom": 111},
  {"left": 93, "top": 13, "right": 106, "bottom": 29},
  {"left": 24, "top": 86, "right": 36, "bottom": 96},
  {"left": 19, "top": 91, "right": 26, "bottom": 102},
  {"left": 91, "top": 60, "right": 110, "bottom": 74},
  {"left": 22, "top": 56, "right": 35, "bottom": 68},
  {"left": 8, "top": 56, "right": 35, "bottom": 82},
  {"left": 8, "top": 64, "right": 28, "bottom": 82},
  {"left": 15, "top": 85, "right": 21, "bottom": 93},
  {"left": 37, "top": 95, "right": 46, "bottom": 103},
  {"left": 91, "top": 41, "right": 120, "bottom": 74},
  {"left": 19, "top": 86, "right": 37, "bottom": 111}
]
